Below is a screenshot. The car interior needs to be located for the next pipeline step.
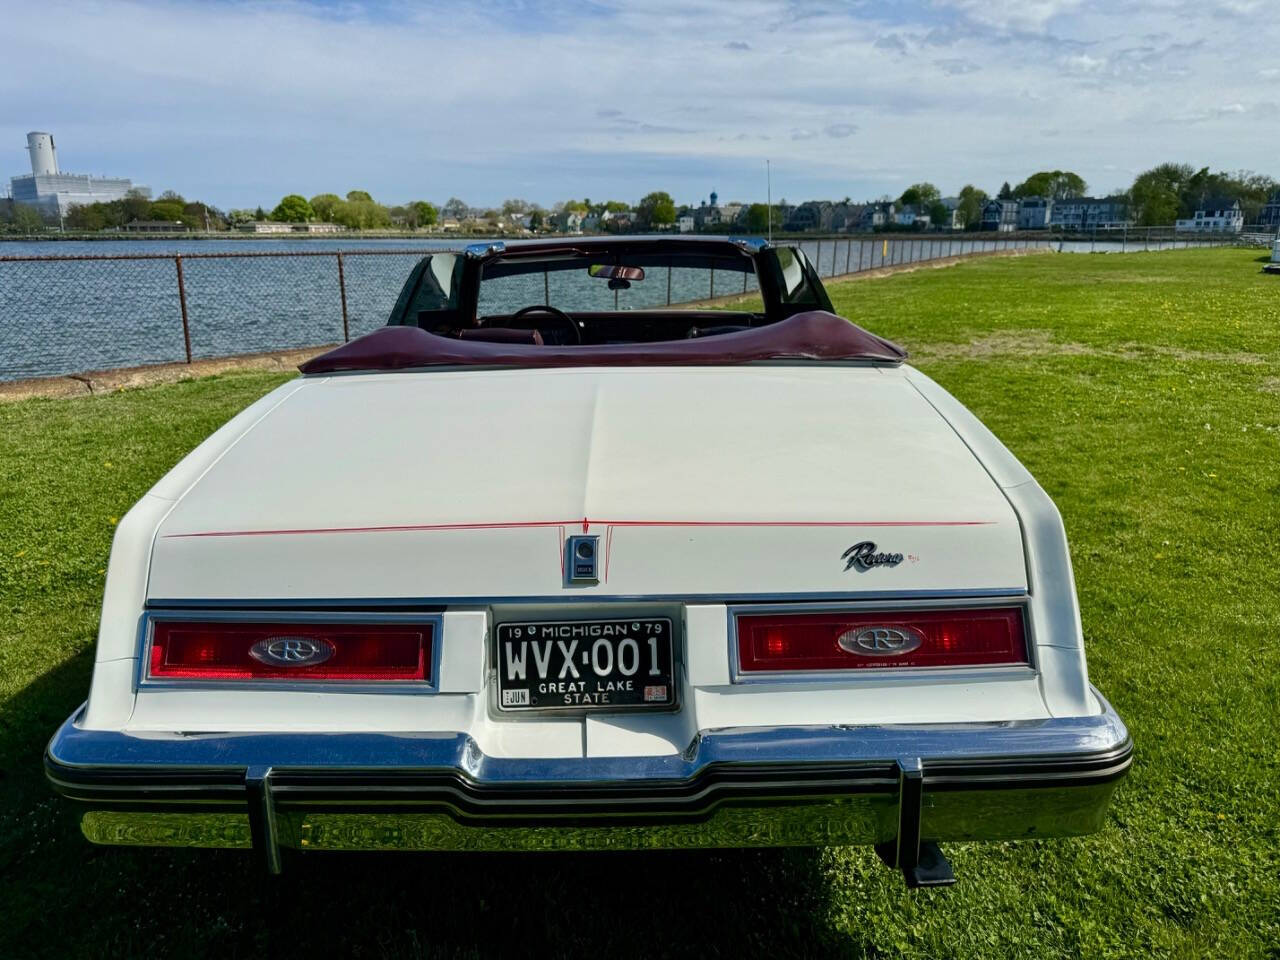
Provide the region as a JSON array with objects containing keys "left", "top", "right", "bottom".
[{"left": 389, "top": 245, "right": 828, "bottom": 346}]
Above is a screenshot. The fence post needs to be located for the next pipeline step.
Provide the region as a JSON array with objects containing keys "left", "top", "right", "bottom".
[
  {"left": 174, "top": 256, "right": 192, "bottom": 364},
  {"left": 336, "top": 253, "right": 350, "bottom": 342},
  {"left": 709, "top": 266, "right": 715, "bottom": 299},
  {"left": 666, "top": 265, "right": 672, "bottom": 305},
  {"left": 845, "top": 239, "right": 852, "bottom": 274},
  {"left": 1121, "top": 225, "right": 1127, "bottom": 254}
]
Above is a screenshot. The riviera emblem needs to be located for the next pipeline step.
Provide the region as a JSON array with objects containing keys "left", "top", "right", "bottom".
[
  {"left": 249, "top": 636, "right": 335, "bottom": 667},
  {"left": 841, "top": 540, "right": 905, "bottom": 572},
  {"left": 837, "top": 626, "right": 925, "bottom": 656}
]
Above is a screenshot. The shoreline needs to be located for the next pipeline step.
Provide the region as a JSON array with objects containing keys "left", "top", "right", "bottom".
[{"left": 0, "top": 247, "right": 1053, "bottom": 402}]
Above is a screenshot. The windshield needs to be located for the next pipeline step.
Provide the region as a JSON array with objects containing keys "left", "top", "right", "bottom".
[{"left": 477, "top": 254, "right": 759, "bottom": 318}]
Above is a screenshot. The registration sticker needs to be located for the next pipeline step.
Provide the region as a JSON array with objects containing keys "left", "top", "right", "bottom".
[{"left": 643, "top": 685, "right": 668, "bottom": 702}]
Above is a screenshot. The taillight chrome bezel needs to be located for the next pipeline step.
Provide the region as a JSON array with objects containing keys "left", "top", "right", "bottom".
[
  {"left": 136, "top": 609, "right": 444, "bottom": 692},
  {"left": 727, "top": 598, "right": 1036, "bottom": 684}
]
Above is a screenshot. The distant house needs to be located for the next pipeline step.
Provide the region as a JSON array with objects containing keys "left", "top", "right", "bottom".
[
  {"left": 600, "top": 210, "right": 635, "bottom": 232},
  {"left": 1175, "top": 197, "right": 1244, "bottom": 234},
  {"left": 852, "top": 201, "right": 893, "bottom": 232},
  {"left": 1017, "top": 197, "right": 1052, "bottom": 230},
  {"left": 981, "top": 199, "right": 1019, "bottom": 232},
  {"left": 1256, "top": 190, "right": 1280, "bottom": 227},
  {"left": 236, "top": 220, "right": 292, "bottom": 234},
  {"left": 676, "top": 215, "right": 695, "bottom": 233},
  {"left": 829, "top": 202, "right": 861, "bottom": 232},
  {"left": 1050, "top": 197, "right": 1130, "bottom": 230},
  {"left": 125, "top": 219, "right": 188, "bottom": 233},
  {"left": 936, "top": 198, "right": 965, "bottom": 231},
  {"left": 552, "top": 210, "right": 583, "bottom": 233},
  {"left": 893, "top": 205, "right": 931, "bottom": 229},
  {"left": 235, "top": 221, "right": 343, "bottom": 234},
  {"left": 784, "top": 200, "right": 833, "bottom": 232}
]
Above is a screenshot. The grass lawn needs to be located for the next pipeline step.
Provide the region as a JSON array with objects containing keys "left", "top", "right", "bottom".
[{"left": 1, "top": 247, "right": 1277, "bottom": 958}]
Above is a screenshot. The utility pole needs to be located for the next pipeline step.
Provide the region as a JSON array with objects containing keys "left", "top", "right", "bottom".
[{"left": 766, "top": 159, "right": 772, "bottom": 242}]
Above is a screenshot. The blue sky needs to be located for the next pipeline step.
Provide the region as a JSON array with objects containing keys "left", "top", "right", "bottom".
[{"left": 3, "top": 0, "right": 1277, "bottom": 210}]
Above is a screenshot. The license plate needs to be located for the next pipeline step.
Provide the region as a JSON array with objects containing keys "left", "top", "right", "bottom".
[{"left": 495, "top": 618, "right": 675, "bottom": 712}]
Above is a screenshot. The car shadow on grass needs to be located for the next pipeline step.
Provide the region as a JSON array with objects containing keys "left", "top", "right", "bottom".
[{"left": 3, "top": 654, "right": 858, "bottom": 960}]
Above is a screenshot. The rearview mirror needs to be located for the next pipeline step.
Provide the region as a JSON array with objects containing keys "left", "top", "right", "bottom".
[{"left": 588, "top": 264, "right": 645, "bottom": 282}]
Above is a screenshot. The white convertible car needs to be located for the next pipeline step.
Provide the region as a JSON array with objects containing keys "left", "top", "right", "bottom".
[{"left": 47, "top": 237, "right": 1130, "bottom": 887}]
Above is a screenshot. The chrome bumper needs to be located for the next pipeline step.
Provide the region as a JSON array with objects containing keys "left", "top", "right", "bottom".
[{"left": 46, "top": 688, "right": 1131, "bottom": 879}]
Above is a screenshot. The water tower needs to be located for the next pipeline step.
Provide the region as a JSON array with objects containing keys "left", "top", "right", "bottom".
[{"left": 27, "top": 132, "right": 58, "bottom": 176}]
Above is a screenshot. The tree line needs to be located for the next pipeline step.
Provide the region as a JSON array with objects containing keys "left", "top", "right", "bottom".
[
  {"left": 2, "top": 163, "right": 1276, "bottom": 236},
  {"left": 887, "top": 165, "right": 1276, "bottom": 229}
]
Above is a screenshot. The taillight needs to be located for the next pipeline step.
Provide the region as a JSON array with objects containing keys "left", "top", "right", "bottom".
[
  {"left": 148, "top": 620, "right": 432, "bottom": 681},
  {"left": 735, "top": 607, "right": 1027, "bottom": 673}
]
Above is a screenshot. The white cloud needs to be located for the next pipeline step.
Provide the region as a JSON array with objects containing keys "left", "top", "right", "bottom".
[{"left": 0, "top": 0, "right": 1276, "bottom": 208}]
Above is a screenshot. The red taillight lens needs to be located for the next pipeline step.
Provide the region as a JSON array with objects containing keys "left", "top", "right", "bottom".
[
  {"left": 736, "top": 607, "right": 1027, "bottom": 673},
  {"left": 148, "top": 621, "right": 431, "bottom": 681}
]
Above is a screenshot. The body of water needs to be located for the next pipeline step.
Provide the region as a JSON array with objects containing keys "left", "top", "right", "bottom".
[{"left": 0, "top": 234, "right": 1227, "bottom": 382}]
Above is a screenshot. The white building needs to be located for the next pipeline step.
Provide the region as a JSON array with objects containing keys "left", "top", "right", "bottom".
[
  {"left": 9, "top": 131, "right": 147, "bottom": 218},
  {"left": 1175, "top": 198, "right": 1244, "bottom": 234}
]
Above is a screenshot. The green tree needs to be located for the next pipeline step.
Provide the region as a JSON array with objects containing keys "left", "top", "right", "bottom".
[
  {"left": 501, "top": 198, "right": 530, "bottom": 216},
  {"left": 529, "top": 210, "right": 545, "bottom": 231},
  {"left": 309, "top": 194, "right": 344, "bottom": 222},
  {"left": 149, "top": 200, "right": 185, "bottom": 222},
  {"left": 997, "top": 181, "right": 1014, "bottom": 200},
  {"left": 1013, "top": 170, "right": 1087, "bottom": 200},
  {"left": 409, "top": 201, "right": 438, "bottom": 228},
  {"left": 603, "top": 200, "right": 630, "bottom": 213},
  {"left": 899, "top": 182, "right": 941, "bottom": 207},
  {"left": 333, "top": 197, "right": 391, "bottom": 230},
  {"left": 346, "top": 190, "right": 373, "bottom": 203},
  {"left": 122, "top": 189, "right": 152, "bottom": 223},
  {"left": 66, "top": 203, "right": 107, "bottom": 231},
  {"left": 271, "top": 194, "right": 314, "bottom": 223},
  {"left": 929, "top": 201, "right": 951, "bottom": 227},
  {"left": 1129, "top": 163, "right": 1195, "bottom": 225},
  {"left": 12, "top": 204, "right": 45, "bottom": 233},
  {"left": 637, "top": 191, "right": 676, "bottom": 228},
  {"left": 253, "top": 206, "right": 267, "bottom": 221},
  {"left": 956, "top": 185, "right": 988, "bottom": 229}
]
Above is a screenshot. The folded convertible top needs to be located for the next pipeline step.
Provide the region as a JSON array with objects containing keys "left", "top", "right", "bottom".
[{"left": 300, "top": 310, "right": 907, "bottom": 374}]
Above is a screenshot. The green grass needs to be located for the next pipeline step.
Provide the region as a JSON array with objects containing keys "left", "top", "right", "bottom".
[{"left": 2, "top": 248, "right": 1277, "bottom": 958}]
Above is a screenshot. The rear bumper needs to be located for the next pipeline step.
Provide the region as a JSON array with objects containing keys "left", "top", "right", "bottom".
[{"left": 46, "top": 688, "right": 1131, "bottom": 863}]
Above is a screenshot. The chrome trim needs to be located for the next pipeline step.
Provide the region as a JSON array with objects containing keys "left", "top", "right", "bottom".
[
  {"left": 47, "top": 686, "right": 1129, "bottom": 787},
  {"left": 463, "top": 241, "right": 505, "bottom": 259},
  {"left": 725, "top": 597, "right": 1038, "bottom": 685},
  {"left": 135, "top": 609, "right": 445, "bottom": 695},
  {"left": 145, "top": 587, "right": 1029, "bottom": 610},
  {"left": 729, "top": 236, "right": 769, "bottom": 253}
]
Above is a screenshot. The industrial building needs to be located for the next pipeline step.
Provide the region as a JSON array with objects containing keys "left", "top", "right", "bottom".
[{"left": 9, "top": 131, "right": 148, "bottom": 218}]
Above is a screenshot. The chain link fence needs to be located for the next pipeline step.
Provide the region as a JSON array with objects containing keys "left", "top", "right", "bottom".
[{"left": 0, "top": 231, "right": 1242, "bottom": 383}]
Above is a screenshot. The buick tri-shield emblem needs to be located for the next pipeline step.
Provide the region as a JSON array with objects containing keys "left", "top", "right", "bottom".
[
  {"left": 837, "top": 626, "right": 924, "bottom": 656},
  {"left": 249, "top": 636, "right": 335, "bottom": 667}
]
